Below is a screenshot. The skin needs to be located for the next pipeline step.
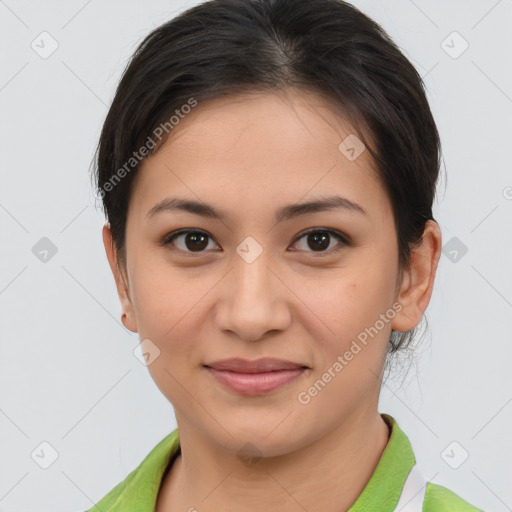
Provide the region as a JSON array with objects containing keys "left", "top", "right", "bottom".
[{"left": 102, "top": 88, "right": 442, "bottom": 512}]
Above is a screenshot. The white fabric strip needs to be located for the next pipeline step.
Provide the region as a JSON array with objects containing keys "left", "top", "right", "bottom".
[{"left": 392, "top": 464, "right": 428, "bottom": 512}]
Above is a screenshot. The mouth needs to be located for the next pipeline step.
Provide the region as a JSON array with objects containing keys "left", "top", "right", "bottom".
[
  {"left": 203, "top": 358, "right": 309, "bottom": 395},
  {"left": 203, "top": 357, "right": 309, "bottom": 373}
]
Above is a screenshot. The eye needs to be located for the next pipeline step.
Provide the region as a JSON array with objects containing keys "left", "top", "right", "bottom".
[
  {"left": 161, "top": 228, "right": 349, "bottom": 256},
  {"left": 162, "top": 229, "right": 219, "bottom": 253},
  {"left": 290, "top": 229, "right": 348, "bottom": 255}
]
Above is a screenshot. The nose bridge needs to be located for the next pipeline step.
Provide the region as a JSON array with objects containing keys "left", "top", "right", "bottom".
[
  {"left": 230, "top": 239, "right": 275, "bottom": 308},
  {"left": 215, "top": 239, "right": 290, "bottom": 340}
]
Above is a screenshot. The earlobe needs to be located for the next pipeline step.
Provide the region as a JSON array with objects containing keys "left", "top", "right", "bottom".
[
  {"left": 102, "top": 223, "right": 138, "bottom": 333},
  {"left": 391, "top": 220, "right": 442, "bottom": 332}
]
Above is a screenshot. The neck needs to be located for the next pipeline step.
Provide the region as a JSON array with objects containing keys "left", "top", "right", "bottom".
[{"left": 157, "top": 407, "right": 391, "bottom": 512}]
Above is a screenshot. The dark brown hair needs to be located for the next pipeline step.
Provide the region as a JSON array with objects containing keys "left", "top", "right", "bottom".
[{"left": 91, "top": 0, "right": 442, "bottom": 358}]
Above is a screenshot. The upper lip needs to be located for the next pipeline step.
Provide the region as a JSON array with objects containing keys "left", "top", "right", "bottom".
[{"left": 204, "top": 358, "right": 308, "bottom": 373}]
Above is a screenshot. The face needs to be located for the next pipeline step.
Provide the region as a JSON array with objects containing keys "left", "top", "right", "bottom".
[{"left": 104, "top": 88, "right": 433, "bottom": 457}]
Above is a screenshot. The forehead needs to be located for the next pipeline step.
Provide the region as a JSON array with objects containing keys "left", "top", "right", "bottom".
[{"left": 130, "top": 88, "right": 391, "bottom": 227}]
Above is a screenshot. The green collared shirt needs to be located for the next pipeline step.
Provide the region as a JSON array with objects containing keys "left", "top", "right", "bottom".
[{"left": 84, "top": 414, "right": 484, "bottom": 511}]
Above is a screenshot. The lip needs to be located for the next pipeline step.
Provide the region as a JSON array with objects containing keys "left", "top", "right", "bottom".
[
  {"left": 203, "top": 358, "right": 309, "bottom": 395},
  {"left": 204, "top": 357, "right": 308, "bottom": 373}
]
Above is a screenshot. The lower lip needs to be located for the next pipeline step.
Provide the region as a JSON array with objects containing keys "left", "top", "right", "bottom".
[{"left": 205, "top": 367, "right": 306, "bottom": 395}]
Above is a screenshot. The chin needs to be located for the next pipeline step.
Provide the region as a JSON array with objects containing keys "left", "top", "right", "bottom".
[{"left": 213, "top": 419, "right": 309, "bottom": 458}]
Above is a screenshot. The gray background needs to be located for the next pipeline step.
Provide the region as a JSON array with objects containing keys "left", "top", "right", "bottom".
[{"left": 0, "top": 1, "right": 510, "bottom": 511}]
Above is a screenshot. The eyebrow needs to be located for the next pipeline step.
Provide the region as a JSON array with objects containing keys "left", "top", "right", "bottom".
[{"left": 146, "top": 195, "right": 369, "bottom": 223}]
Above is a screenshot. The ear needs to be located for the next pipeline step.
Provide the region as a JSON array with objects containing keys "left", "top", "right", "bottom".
[
  {"left": 102, "top": 223, "right": 138, "bottom": 333},
  {"left": 391, "top": 220, "right": 442, "bottom": 332}
]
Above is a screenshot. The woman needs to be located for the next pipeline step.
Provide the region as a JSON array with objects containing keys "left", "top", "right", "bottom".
[{"left": 89, "top": 0, "right": 484, "bottom": 510}]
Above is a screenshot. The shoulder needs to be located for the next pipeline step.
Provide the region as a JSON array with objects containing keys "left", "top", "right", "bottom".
[
  {"left": 82, "top": 469, "right": 134, "bottom": 511},
  {"left": 423, "top": 481, "right": 485, "bottom": 511},
  {"left": 82, "top": 429, "right": 181, "bottom": 512}
]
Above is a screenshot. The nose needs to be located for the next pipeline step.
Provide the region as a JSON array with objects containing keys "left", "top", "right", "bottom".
[{"left": 214, "top": 251, "right": 292, "bottom": 342}]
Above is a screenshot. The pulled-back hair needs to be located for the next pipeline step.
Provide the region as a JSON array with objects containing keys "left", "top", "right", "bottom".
[{"left": 92, "top": 0, "right": 442, "bottom": 357}]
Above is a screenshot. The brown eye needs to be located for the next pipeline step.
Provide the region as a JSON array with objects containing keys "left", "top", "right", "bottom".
[
  {"left": 292, "top": 229, "right": 348, "bottom": 254},
  {"left": 164, "top": 230, "right": 219, "bottom": 253}
]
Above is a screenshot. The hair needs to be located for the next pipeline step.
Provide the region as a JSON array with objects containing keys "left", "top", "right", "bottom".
[{"left": 91, "top": 0, "right": 443, "bottom": 368}]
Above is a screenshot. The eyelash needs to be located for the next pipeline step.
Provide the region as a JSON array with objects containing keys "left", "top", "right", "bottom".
[{"left": 160, "top": 228, "right": 350, "bottom": 257}]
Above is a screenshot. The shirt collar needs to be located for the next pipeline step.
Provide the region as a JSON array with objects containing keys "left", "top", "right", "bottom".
[
  {"left": 105, "top": 413, "right": 415, "bottom": 511},
  {"left": 348, "top": 413, "right": 416, "bottom": 511}
]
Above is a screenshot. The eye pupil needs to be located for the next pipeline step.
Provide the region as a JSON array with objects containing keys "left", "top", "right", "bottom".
[
  {"left": 308, "top": 231, "right": 330, "bottom": 251},
  {"left": 186, "top": 232, "right": 209, "bottom": 251}
]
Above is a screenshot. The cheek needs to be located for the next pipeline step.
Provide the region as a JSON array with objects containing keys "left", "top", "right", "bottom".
[
  {"left": 127, "top": 250, "right": 225, "bottom": 376},
  {"left": 299, "top": 252, "right": 397, "bottom": 393},
  {"left": 128, "top": 247, "right": 196, "bottom": 336},
  {"left": 128, "top": 257, "right": 204, "bottom": 404},
  {"left": 295, "top": 271, "right": 393, "bottom": 420},
  {"left": 309, "top": 260, "right": 396, "bottom": 341}
]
